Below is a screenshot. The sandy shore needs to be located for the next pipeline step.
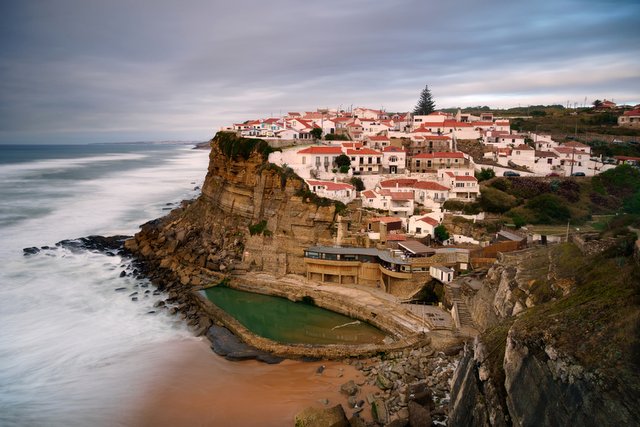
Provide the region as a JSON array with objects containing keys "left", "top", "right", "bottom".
[{"left": 127, "top": 339, "right": 373, "bottom": 427}]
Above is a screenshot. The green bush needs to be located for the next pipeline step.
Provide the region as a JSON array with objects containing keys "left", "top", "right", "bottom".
[
  {"left": 490, "top": 178, "right": 512, "bottom": 192},
  {"left": 339, "top": 165, "right": 351, "bottom": 174},
  {"left": 479, "top": 187, "right": 519, "bottom": 213},
  {"left": 350, "top": 177, "right": 365, "bottom": 192},
  {"left": 475, "top": 167, "right": 496, "bottom": 182},
  {"left": 325, "top": 133, "right": 350, "bottom": 141},
  {"left": 215, "top": 131, "right": 277, "bottom": 161},
  {"left": 248, "top": 220, "right": 270, "bottom": 236},
  {"left": 525, "top": 193, "right": 571, "bottom": 224}
]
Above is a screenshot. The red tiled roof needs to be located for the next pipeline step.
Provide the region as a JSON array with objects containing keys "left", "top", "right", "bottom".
[
  {"left": 413, "top": 152, "right": 465, "bottom": 159},
  {"left": 390, "top": 191, "right": 414, "bottom": 201},
  {"left": 472, "top": 121, "right": 495, "bottom": 126},
  {"left": 382, "top": 146, "right": 405, "bottom": 153},
  {"left": 413, "top": 181, "right": 449, "bottom": 191},
  {"left": 418, "top": 216, "right": 439, "bottom": 226},
  {"left": 362, "top": 190, "right": 376, "bottom": 198},
  {"left": 623, "top": 109, "right": 640, "bottom": 116},
  {"left": 298, "top": 146, "right": 343, "bottom": 155},
  {"left": 443, "top": 120, "right": 474, "bottom": 128},
  {"left": 455, "top": 175, "right": 477, "bottom": 182},
  {"left": 380, "top": 178, "right": 417, "bottom": 188},
  {"left": 341, "top": 142, "right": 363, "bottom": 149},
  {"left": 307, "top": 180, "right": 354, "bottom": 191},
  {"left": 346, "top": 148, "right": 381, "bottom": 155},
  {"left": 368, "top": 135, "right": 390, "bottom": 141}
]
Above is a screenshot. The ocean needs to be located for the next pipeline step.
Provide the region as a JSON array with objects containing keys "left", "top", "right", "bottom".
[
  {"left": 0, "top": 143, "right": 359, "bottom": 427},
  {"left": 0, "top": 143, "right": 210, "bottom": 425}
]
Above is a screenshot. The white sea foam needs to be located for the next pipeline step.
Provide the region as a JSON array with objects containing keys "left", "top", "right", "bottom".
[{"left": 0, "top": 145, "right": 210, "bottom": 426}]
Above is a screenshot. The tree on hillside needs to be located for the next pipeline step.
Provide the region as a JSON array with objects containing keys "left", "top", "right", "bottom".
[
  {"left": 434, "top": 224, "right": 450, "bottom": 243},
  {"left": 592, "top": 99, "right": 603, "bottom": 109},
  {"left": 413, "top": 85, "right": 436, "bottom": 115},
  {"left": 350, "top": 177, "right": 365, "bottom": 192},
  {"left": 335, "top": 154, "right": 351, "bottom": 168},
  {"left": 310, "top": 127, "right": 323, "bottom": 139}
]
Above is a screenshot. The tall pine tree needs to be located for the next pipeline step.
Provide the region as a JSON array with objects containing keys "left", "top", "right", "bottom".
[{"left": 413, "top": 85, "right": 436, "bottom": 115}]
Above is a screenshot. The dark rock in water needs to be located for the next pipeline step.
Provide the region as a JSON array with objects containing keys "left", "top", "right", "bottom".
[
  {"left": 154, "top": 300, "right": 165, "bottom": 308},
  {"left": 23, "top": 247, "right": 40, "bottom": 255},
  {"left": 40, "top": 245, "right": 51, "bottom": 250},
  {"left": 144, "top": 290, "right": 150, "bottom": 294},
  {"left": 129, "top": 292, "right": 138, "bottom": 297},
  {"left": 131, "top": 297, "right": 138, "bottom": 301},
  {"left": 115, "top": 287, "right": 127, "bottom": 292},
  {"left": 316, "top": 364, "right": 326, "bottom": 374},
  {"left": 147, "top": 310, "right": 156, "bottom": 314},
  {"left": 206, "top": 325, "right": 283, "bottom": 364},
  {"left": 340, "top": 380, "right": 359, "bottom": 396},
  {"left": 162, "top": 208, "right": 172, "bottom": 211},
  {"left": 119, "top": 271, "right": 127, "bottom": 277},
  {"left": 56, "top": 235, "right": 131, "bottom": 254}
]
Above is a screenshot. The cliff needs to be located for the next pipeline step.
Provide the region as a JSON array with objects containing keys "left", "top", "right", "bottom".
[
  {"left": 126, "top": 132, "right": 343, "bottom": 285},
  {"left": 449, "top": 240, "right": 640, "bottom": 426}
]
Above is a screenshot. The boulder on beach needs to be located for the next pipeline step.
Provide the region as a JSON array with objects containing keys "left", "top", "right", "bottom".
[{"left": 294, "top": 404, "right": 349, "bottom": 427}]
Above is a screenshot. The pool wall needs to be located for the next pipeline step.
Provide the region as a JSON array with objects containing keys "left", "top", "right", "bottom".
[{"left": 191, "top": 276, "right": 427, "bottom": 359}]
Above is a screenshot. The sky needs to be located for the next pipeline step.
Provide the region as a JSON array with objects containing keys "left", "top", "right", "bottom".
[{"left": 1, "top": 0, "right": 639, "bottom": 144}]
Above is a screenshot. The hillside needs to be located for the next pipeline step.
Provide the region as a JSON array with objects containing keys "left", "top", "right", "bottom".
[{"left": 449, "top": 238, "right": 640, "bottom": 426}]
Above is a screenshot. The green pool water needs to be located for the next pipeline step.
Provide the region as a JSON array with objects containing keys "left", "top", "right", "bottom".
[{"left": 204, "top": 286, "right": 388, "bottom": 345}]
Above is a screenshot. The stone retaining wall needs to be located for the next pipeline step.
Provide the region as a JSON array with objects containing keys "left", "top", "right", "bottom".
[{"left": 192, "top": 286, "right": 427, "bottom": 359}]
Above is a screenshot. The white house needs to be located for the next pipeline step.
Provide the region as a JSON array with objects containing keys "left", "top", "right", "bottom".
[
  {"left": 347, "top": 148, "right": 383, "bottom": 174},
  {"left": 413, "top": 181, "right": 450, "bottom": 207},
  {"left": 381, "top": 146, "right": 407, "bottom": 174},
  {"left": 306, "top": 180, "right": 356, "bottom": 204},
  {"left": 430, "top": 265, "right": 454, "bottom": 283},
  {"left": 618, "top": 109, "right": 640, "bottom": 128},
  {"left": 361, "top": 189, "right": 415, "bottom": 217},
  {"left": 407, "top": 214, "right": 439, "bottom": 238}
]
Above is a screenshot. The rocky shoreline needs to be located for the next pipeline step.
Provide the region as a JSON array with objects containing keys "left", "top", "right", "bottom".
[
  {"left": 36, "top": 234, "right": 464, "bottom": 426},
  {"left": 124, "top": 238, "right": 464, "bottom": 426}
]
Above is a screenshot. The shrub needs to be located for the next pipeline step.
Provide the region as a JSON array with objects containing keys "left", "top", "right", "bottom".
[
  {"left": 248, "top": 220, "right": 270, "bottom": 236},
  {"left": 434, "top": 224, "right": 450, "bottom": 242},
  {"left": 339, "top": 165, "right": 350, "bottom": 174},
  {"left": 475, "top": 167, "right": 496, "bottom": 182},
  {"left": 525, "top": 194, "right": 571, "bottom": 224},
  {"left": 350, "top": 177, "right": 365, "bottom": 192},
  {"left": 215, "top": 131, "right": 277, "bottom": 161},
  {"left": 325, "top": 133, "right": 350, "bottom": 141},
  {"left": 490, "top": 178, "right": 512, "bottom": 192},
  {"left": 479, "top": 187, "right": 518, "bottom": 213},
  {"left": 335, "top": 154, "right": 351, "bottom": 168}
]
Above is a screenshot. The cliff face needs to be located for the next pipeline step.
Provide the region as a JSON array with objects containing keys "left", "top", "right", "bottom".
[
  {"left": 126, "top": 133, "right": 339, "bottom": 285},
  {"left": 449, "top": 242, "right": 640, "bottom": 426}
]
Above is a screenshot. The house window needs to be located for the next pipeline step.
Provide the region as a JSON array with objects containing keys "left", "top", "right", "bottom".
[
  {"left": 368, "top": 157, "right": 372, "bottom": 164},
  {"left": 368, "top": 167, "right": 372, "bottom": 171},
  {"left": 416, "top": 160, "right": 421, "bottom": 167},
  {"left": 547, "top": 158, "right": 552, "bottom": 164},
  {"left": 302, "top": 156, "right": 306, "bottom": 165}
]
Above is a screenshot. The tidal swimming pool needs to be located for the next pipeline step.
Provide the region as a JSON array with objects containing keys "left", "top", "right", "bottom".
[{"left": 204, "top": 286, "right": 388, "bottom": 345}]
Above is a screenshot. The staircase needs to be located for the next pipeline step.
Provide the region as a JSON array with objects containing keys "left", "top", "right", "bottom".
[{"left": 449, "top": 285, "right": 474, "bottom": 330}]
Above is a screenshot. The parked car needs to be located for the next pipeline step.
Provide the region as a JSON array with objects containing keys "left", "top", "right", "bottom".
[
  {"left": 571, "top": 172, "right": 586, "bottom": 176},
  {"left": 503, "top": 171, "right": 520, "bottom": 177}
]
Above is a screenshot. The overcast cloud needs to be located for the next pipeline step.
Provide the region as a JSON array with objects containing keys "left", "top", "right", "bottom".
[{"left": 1, "top": 0, "right": 639, "bottom": 143}]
